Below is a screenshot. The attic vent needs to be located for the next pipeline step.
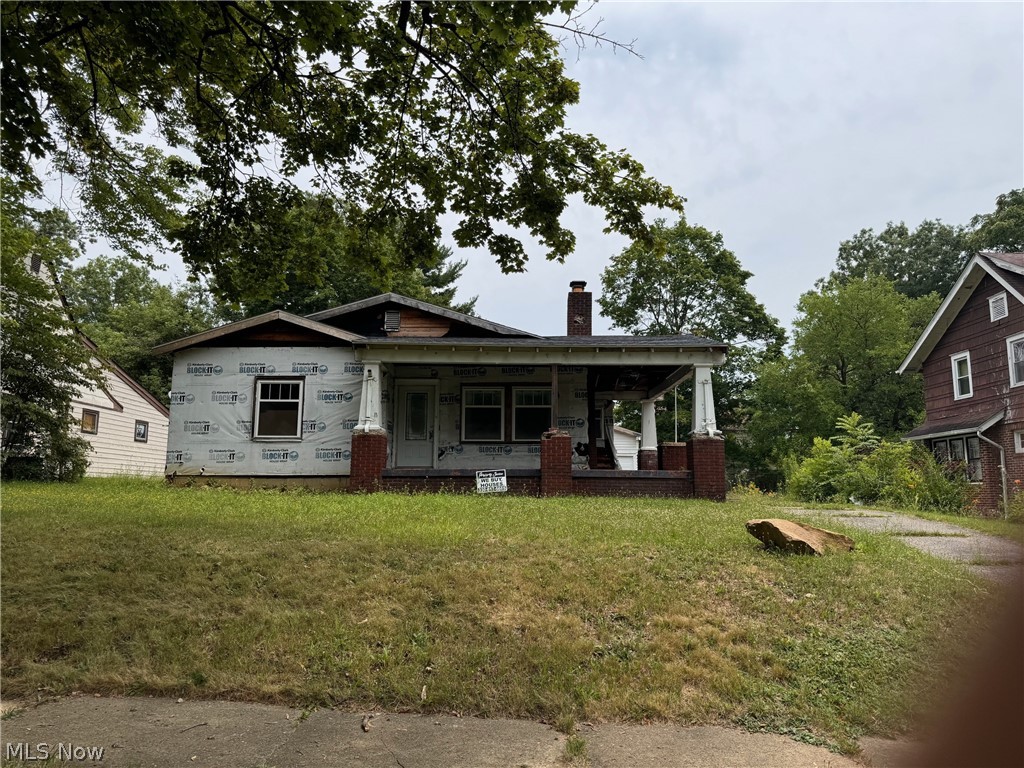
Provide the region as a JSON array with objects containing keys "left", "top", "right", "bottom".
[
  {"left": 989, "top": 292, "right": 1008, "bottom": 322},
  {"left": 383, "top": 310, "right": 401, "bottom": 332}
]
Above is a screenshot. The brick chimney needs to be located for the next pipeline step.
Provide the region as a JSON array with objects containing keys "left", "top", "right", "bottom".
[{"left": 567, "top": 280, "right": 592, "bottom": 336}]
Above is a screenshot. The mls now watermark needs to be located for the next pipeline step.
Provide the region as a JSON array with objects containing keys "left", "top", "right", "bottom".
[{"left": 5, "top": 742, "right": 105, "bottom": 761}]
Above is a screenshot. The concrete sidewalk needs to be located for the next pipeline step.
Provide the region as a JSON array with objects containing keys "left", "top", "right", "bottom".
[{"left": 0, "top": 696, "right": 859, "bottom": 768}]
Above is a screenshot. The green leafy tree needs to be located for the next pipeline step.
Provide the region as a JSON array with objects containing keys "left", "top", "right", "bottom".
[
  {"left": 61, "top": 257, "right": 217, "bottom": 405},
  {"left": 197, "top": 193, "right": 477, "bottom": 317},
  {"left": 2, "top": 1, "right": 682, "bottom": 306},
  {"left": 1, "top": 200, "right": 96, "bottom": 480},
  {"left": 969, "top": 188, "right": 1024, "bottom": 253},
  {"left": 830, "top": 220, "right": 969, "bottom": 299},
  {"left": 749, "top": 276, "right": 939, "bottom": 466},
  {"left": 598, "top": 217, "right": 786, "bottom": 450}
]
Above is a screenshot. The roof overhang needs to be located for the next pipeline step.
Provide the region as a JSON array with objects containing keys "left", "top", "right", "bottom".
[
  {"left": 152, "top": 311, "right": 363, "bottom": 355},
  {"left": 354, "top": 341, "right": 727, "bottom": 368},
  {"left": 899, "top": 254, "right": 1024, "bottom": 374},
  {"left": 903, "top": 409, "right": 1005, "bottom": 442}
]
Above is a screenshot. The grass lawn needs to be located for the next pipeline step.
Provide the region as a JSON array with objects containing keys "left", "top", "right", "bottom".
[{"left": 0, "top": 479, "right": 1010, "bottom": 753}]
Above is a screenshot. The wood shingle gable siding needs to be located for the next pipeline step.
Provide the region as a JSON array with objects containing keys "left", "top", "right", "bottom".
[
  {"left": 921, "top": 273, "right": 1024, "bottom": 421},
  {"left": 387, "top": 307, "right": 452, "bottom": 337}
]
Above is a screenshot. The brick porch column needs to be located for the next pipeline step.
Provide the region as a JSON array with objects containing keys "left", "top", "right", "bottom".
[
  {"left": 540, "top": 429, "right": 572, "bottom": 497},
  {"left": 350, "top": 429, "right": 388, "bottom": 493},
  {"left": 660, "top": 442, "right": 688, "bottom": 471},
  {"left": 689, "top": 436, "right": 726, "bottom": 502}
]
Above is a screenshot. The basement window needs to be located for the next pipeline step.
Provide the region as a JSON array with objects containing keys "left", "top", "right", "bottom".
[
  {"left": 253, "top": 379, "right": 304, "bottom": 439},
  {"left": 462, "top": 387, "right": 504, "bottom": 441}
]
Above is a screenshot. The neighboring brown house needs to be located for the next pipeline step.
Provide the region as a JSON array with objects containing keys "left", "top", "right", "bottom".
[{"left": 898, "top": 252, "right": 1024, "bottom": 513}]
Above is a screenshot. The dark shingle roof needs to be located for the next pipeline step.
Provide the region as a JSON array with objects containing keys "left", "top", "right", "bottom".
[
  {"left": 307, "top": 293, "right": 538, "bottom": 338},
  {"left": 358, "top": 334, "right": 727, "bottom": 349}
]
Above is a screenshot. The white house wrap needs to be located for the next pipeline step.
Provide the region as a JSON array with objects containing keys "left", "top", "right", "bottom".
[{"left": 166, "top": 347, "right": 362, "bottom": 476}]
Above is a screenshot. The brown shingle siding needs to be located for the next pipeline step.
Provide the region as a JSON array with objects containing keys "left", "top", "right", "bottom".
[{"left": 922, "top": 274, "right": 1024, "bottom": 421}]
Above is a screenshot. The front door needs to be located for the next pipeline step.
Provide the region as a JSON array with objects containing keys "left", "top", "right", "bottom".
[{"left": 395, "top": 383, "right": 436, "bottom": 467}]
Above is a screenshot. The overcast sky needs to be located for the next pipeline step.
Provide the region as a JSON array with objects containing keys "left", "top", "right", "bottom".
[{"left": 446, "top": 1, "right": 1024, "bottom": 338}]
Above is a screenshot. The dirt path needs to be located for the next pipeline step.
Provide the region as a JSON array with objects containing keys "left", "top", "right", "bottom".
[{"left": 0, "top": 695, "right": 860, "bottom": 768}]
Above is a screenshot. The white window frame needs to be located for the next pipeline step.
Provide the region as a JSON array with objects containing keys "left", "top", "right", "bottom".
[
  {"left": 461, "top": 386, "right": 505, "bottom": 442},
  {"left": 511, "top": 387, "right": 553, "bottom": 442},
  {"left": 950, "top": 352, "right": 973, "bottom": 400},
  {"left": 1015, "top": 430, "right": 1024, "bottom": 454},
  {"left": 253, "top": 378, "right": 304, "bottom": 440},
  {"left": 989, "top": 292, "right": 1009, "bottom": 322},
  {"left": 1006, "top": 332, "right": 1024, "bottom": 388}
]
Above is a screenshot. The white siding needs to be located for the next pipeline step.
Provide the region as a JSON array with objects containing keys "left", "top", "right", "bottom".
[
  {"left": 612, "top": 426, "right": 641, "bottom": 471},
  {"left": 72, "top": 365, "right": 169, "bottom": 476}
]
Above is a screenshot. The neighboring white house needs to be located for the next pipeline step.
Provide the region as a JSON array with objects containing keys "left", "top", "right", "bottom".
[
  {"left": 612, "top": 425, "right": 641, "bottom": 470},
  {"left": 24, "top": 257, "right": 171, "bottom": 477},
  {"left": 72, "top": 335, "right": 170, "bottom": 476}
]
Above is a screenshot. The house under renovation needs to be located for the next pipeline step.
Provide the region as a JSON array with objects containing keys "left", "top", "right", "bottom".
[{"left": 154, "top": 282, "right": 728, "bottom": 499}]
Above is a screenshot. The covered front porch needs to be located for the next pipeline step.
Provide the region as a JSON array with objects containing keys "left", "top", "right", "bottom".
[{"left": 346, "top": 336, "right": 728, "bottom": 499}]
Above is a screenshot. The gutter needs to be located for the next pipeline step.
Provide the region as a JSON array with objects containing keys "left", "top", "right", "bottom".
[{"left": 976, "top": 431, "right": 1009, "bottom": 518}]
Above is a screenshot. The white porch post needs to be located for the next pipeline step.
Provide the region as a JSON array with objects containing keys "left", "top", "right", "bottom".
[
  {"left": 359, "top": 361, "right": 383, "bottom": 431},
  {"left": 640, "top": 398, "right": 658, "bottom": 450},
  {"left": 690, "top": 365, "right": 718, "bottom": 436},
  {"left": 638, "top": 397, "right": 660, "bottom": 470}
]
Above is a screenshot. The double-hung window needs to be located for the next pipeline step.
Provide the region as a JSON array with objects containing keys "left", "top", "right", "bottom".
[
  {"left": 254, "top": 379, "right": 304, "bottom": 438},
  {"left": 951, "top": 352, "right": 972, "bottom": 400},
  {"left": 1007, "top": 333, "right": 1024, "bottom": 388},
  {"left": 512, "top": 388, "right": 552, "bottom": 441},
  {"left": 462, "top": 387, "right": 504, "bottom": 441}
]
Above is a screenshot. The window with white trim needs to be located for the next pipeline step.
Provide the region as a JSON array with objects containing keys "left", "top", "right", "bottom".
[
  {"left": 1015, "top": 430, "right": 1024, "bottom": 454},
  {"left": 989, "top": 292, "right": 1008, "bottom": 322},
  {"left": 1007, "top": 333, "right": 1024, "bottom": 387},
  {"left": 253, "top": 378, "right": 304, "bottom": 438},
  {"left": 951, "top": 352, "right": 972, "bottom": 399},
  {"left": 462, "top": 387, "right": 504, "bottom": 441},
  {"left": 512, "top": 388, "right": 552, "bottom": 441}
]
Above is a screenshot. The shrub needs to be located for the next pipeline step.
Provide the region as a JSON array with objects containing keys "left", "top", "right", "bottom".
[{"left": 785, "top": 414, "right": 972, "bottom": 513}]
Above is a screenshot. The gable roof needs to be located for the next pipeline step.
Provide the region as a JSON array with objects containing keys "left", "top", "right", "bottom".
[
  {"left": 307, "top": 293, "right": 539, "bottom": 338},
  {"left": 898, "top": 252, "right": 1024, "bottom": 374},
  {"left": 79, "top": 333, "right": 170, "bottom": 418},
  {"left": 152, "top": 310, "right": 363, "bottom": 355}
]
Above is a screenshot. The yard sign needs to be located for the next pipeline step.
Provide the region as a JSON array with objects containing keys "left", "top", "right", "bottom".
[{"left": 475, "top": 469, "right": 508, "bottom": 493}]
